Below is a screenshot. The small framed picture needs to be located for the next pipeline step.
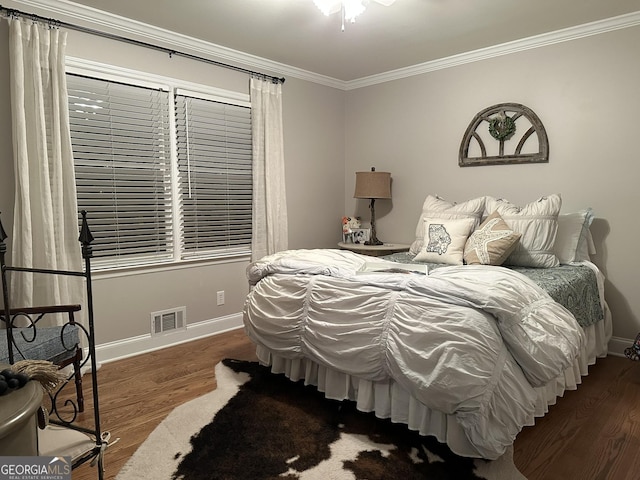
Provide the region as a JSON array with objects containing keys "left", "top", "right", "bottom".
[
  {"left": 342, "top": 216, "right": 362, "bottom": 243},
  {"left": 352, "top": 228, "right": 370, "bottom": 245}
]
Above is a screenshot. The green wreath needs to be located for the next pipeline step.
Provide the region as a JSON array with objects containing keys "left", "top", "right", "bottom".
[{"left": 488, "top": 114, "right": 516, "bottom": 141}]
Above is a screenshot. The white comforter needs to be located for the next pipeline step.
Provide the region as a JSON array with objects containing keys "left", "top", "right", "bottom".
[{"left": 243, "top": 249, "right": 585, "bottom": 459}]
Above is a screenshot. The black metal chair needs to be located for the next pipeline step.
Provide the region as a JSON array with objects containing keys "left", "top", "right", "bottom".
[
  {"left": 0, "top": 211, "right": 105, "bottom": 478},
  {"left": 0, "top": 222, "right": 84, "bottom": 411}
]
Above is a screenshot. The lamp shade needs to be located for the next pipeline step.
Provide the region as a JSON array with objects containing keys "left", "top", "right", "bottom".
[{"left": 353, "top": 170, "right": 391, "bottom": 199}]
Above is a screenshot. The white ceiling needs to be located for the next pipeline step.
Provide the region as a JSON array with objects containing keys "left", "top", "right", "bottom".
[{"left": 52, "top": 0, "right": 640, "bottom": 81}]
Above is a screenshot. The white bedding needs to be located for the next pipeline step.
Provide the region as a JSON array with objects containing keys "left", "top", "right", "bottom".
[{"left": 243, "top": 249, "right": 611, "bottom": 459}]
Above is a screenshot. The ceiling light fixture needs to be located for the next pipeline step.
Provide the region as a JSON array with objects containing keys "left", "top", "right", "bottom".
[{"left": 313, "top": 0, "right": 397, "bottom": 31}]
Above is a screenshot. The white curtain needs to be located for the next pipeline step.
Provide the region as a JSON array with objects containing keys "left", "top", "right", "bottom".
[
  {"left": 250, "top": 78, "right": 288, "bottom": 261},
  {"left": 8, "top": 18, "right": 82, "bottom": 323}
]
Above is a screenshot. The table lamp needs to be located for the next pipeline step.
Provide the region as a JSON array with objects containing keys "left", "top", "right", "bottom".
[{"left": 354, "top": 167, "right": 391, "bottom": 246}]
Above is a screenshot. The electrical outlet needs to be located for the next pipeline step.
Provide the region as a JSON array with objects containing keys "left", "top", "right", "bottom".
[{"left": 217, "top": 290, "right": 225, "bottom": 306}]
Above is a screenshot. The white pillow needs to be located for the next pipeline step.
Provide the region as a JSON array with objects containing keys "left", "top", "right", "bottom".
[
  {"left": 554, "top": 208, "right": 595, "bottom": 263},
  {"left": 409, "top": 195, "right": 485, "bottom": 255},
  {"left": 414, "top": 217, "right": 476, "bottom": 265},
  {"left": 485, "top": 194, "right": 562, "bottom": 268}
]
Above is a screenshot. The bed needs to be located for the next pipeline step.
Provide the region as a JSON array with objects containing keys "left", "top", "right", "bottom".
[{"left": 242, "top": 194, "right": 612, "bottom": 460}]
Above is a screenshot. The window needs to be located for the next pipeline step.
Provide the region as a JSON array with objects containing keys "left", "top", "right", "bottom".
[
  {"left": 175, "top": 92, "right": 252, "bottom": 259},
  {"left": 67, "top": 75, "right": 173, "bottom": 265},
  {"left": 66, "top": 72, "right": 252, "bottom": 269}
]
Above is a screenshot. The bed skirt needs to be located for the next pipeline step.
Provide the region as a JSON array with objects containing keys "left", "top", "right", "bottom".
[{"left": 253, "top": 303, "right": 612, "bottom": 459}]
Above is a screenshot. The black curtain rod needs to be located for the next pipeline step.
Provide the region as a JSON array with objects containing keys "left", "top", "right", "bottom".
[{"left": 0, "top": 5, "right": 285, "bottom": 84}]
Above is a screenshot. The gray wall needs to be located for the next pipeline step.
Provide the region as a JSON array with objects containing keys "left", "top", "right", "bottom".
[{"left": 345, "top": 25, "right": 640, "bottom": 344}]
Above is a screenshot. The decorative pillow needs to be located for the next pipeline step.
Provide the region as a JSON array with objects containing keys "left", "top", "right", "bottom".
[
  {"left": 554, "top": 208, "right": 595, "bottom": 263},
  {"left": 414, "top": 217, "right": 476, "bottom": 265},
  {"left": 463, "top": 211, "right": 522, "bottom": 265},
  {"left": 485, "top": 194, "right": 562, "bottom": 268},
  {"left": 409, "top": 195, "right": 485, "bottom": 255}
]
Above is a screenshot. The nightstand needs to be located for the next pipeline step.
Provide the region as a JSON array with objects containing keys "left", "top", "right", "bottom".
[{"left": 338, "top": 242, "right": 410, "bottom": 257}]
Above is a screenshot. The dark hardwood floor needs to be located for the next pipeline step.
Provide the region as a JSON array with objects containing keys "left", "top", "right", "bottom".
[
  {"left": 67, "top": 329, "right": 640, "bottom": 480},
  {"left": 514, "top": 352, "right": 640, "bottom": 480}
]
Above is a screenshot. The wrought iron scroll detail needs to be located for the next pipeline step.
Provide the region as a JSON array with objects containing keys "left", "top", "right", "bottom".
[{"left": 459, "top": 103, "right": 549, "bottom": 167}]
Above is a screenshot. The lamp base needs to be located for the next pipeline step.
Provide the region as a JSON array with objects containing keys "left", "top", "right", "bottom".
[
  {"left": 366, "top": 197, "right": 384, "bottom": 247},
  {"left": 365, "top": 239, "right": 383, "bottom": 246}
]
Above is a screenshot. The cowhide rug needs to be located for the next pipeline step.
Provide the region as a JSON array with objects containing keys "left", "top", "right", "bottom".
[{"left": 116, "top": 359, "right": 526, "bottom": 480}]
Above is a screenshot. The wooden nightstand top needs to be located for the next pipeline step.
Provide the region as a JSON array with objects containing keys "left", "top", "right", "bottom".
[{"left": 337, "top": 242, "right": 410, "bottom": 257}]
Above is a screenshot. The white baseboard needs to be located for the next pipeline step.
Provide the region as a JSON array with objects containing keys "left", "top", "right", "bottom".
[
  {"left": 94, "top": 313, "right": 244, "bottom": 365},
  {"left": 608, "top": 336, "right": 633, "bottom": 358}
]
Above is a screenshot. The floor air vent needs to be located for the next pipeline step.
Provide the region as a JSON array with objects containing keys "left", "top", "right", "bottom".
[{"left": 151, "top": 307, "right": 186, "bottom": 335}]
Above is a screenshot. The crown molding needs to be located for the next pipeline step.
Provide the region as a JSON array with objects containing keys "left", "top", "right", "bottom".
[
  {"left": 8, "top": 0, "right": 640, "bottom": 91},
  {"left": 10, "top": 0, "right": 346, "bottom": 89},
  {"left": 346, "top": 10, "right": 640, "bottom": 90}
]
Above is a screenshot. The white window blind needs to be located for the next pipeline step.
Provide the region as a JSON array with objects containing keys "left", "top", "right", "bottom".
[
  {"left": 67, "top": 74, "right": 173, "bottom": 267},
  {"left": 174, "top": 93, "right": 252, "bottom": 259}
]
